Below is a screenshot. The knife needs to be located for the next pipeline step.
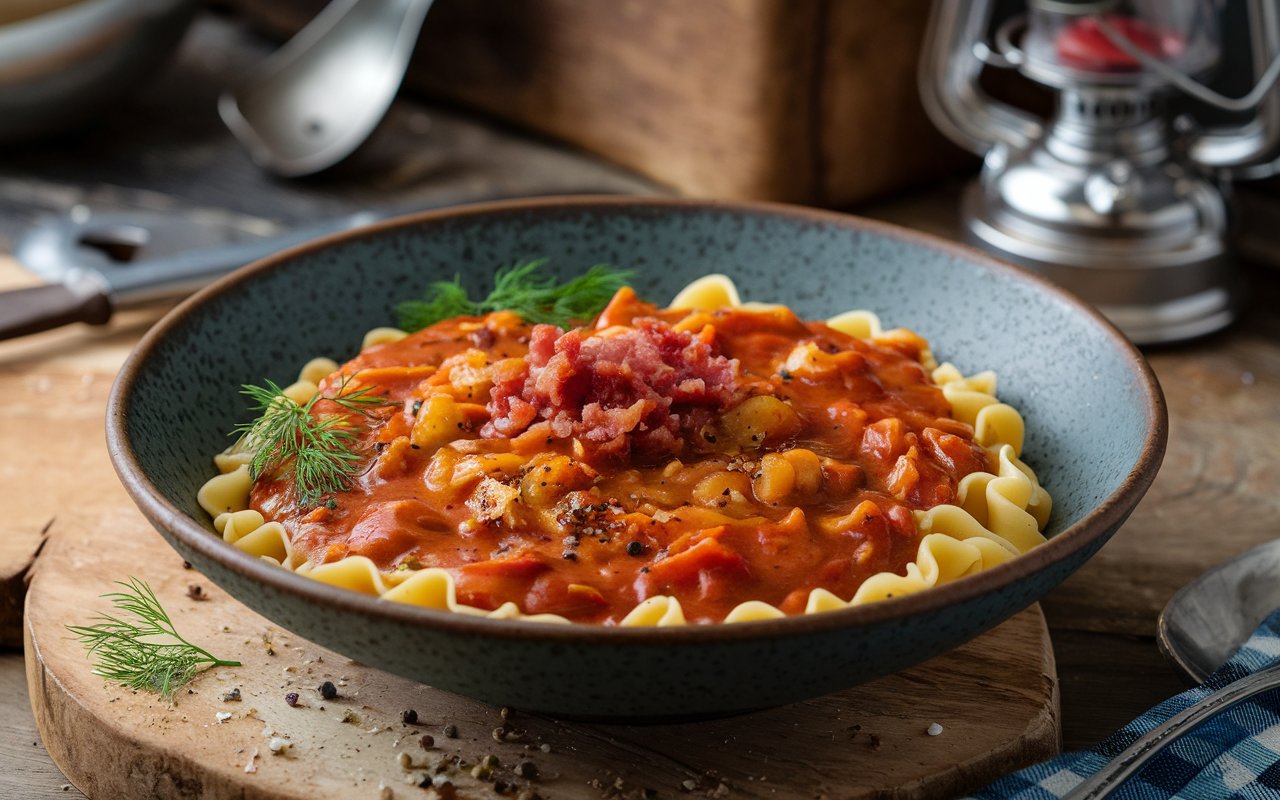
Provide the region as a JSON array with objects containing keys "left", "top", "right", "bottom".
[{"left": 0, "top": 208, "right": 382, "bottom": 340}]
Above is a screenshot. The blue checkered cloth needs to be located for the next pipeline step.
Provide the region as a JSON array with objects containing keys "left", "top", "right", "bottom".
[{"left": 971, "top": 608, "right": 1280, "bottom": 799}]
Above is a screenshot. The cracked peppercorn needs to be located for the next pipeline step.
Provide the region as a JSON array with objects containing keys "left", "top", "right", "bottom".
[
  {"left": 515, "top": 761, "right": 539, "bottom": 779},
  {"left": 318, "top": 681, "right": 338, "bottom": 700}
]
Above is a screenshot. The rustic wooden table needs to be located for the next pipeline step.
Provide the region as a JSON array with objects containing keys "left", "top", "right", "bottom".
[{"left": 3, "top": 11, "right": 1279, "bottom": 800}]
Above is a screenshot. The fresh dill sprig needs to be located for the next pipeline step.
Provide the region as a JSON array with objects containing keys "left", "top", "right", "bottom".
[
  {"left": 395, "top": 259, "right": 631, "bottom": 332},
  {"left": 233, "top": 373, "right": 394, "bottom": 506},
  {"left": 66, "top": 578, "right": 240, "bottom": 700},
  {"left": 394, "top": 276, "right": 477, "bottom": 332}
]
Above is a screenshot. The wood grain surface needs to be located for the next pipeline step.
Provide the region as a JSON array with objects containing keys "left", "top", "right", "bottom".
[
  {"left": 27, "top": 516, "right": 1059, "bottom": 800},
  {"left": 0, "top": 256, "right": 174, "bottom": 647}
]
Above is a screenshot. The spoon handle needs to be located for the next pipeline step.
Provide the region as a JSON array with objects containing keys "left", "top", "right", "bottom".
[{"left": 1062, "top": 661, "right": 1280, "bottom": 799}]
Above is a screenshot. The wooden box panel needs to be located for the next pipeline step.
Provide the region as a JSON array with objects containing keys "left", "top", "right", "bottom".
[{"left": 226, "top": 0, "right": 969, "bottom": 205}]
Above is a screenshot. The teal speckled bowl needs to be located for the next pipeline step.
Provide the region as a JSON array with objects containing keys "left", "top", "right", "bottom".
[{"left": 107, "top": 197, "right": 1166, "bottom": 718}]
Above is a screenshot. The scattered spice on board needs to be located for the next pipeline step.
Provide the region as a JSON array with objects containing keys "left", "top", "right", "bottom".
[
  {"left": 402, "top": 708, "right": 419, "bottom": 724},
  {"left": 319, "top": 680, "right": 338, "bottom": 700},
  {"left": 443, "top": 723, "right": 459, "bottom": 739},
  {"left": 515, "top": 761, "right": 539, "bottom": 779},
  {"left": 186, "top": 584, "right": 207, "bottom": 601},
  {"left": 284, "top": 692, "right": 300, "bottom": 707}
]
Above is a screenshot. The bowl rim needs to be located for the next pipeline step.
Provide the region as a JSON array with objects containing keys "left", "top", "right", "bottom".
[{"left": 106, "top": 195, "right": 1168, "bottom": 644}]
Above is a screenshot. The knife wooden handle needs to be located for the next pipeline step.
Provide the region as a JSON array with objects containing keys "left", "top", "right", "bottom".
[{"left": 0, "top": 281, "right": 112, "bottom": 340}]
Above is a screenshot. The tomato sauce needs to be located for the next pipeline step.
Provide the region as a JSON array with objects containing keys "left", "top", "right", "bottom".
[{"left": 250, "top": 290, "right": 992, "bottom": 623}]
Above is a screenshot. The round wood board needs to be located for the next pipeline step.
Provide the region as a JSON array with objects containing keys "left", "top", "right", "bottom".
[{"left": 27, "top": 512, "right": 1060, "bottom": 800}]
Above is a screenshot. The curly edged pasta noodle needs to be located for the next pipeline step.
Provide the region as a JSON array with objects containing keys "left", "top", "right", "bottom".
[{"left": 199, "top": 274, "right": 1052, "bottom": 626}]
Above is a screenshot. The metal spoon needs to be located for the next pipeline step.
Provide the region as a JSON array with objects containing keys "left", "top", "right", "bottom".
[
  {"left": 219, "top": 0, "right": 434, "bottom": 177},
  {"left": 1159, "top": 538, "right": 1280, "bottom": 683},
  {"left": 1056, "top": 541, "right": 1280, "bottom": 799}
]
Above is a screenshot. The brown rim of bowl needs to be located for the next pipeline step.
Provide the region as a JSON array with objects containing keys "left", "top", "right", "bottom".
[{"left": 107, "top": 195, "right": 1168, "bottom": 645}]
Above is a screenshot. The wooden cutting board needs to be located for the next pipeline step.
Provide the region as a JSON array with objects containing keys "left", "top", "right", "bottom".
[
  {"left": 26, "top": 501, "right": 1061, "bottom": 800},
  {"left": 27, "top": 521, "right": 1059, "bottom": 800},
  {"left": 6, "top": 256, "right": 1061, "bottom": 799}
]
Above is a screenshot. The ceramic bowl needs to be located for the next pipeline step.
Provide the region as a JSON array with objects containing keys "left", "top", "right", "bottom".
[{"left": 107, "top": 197, "right": 1166, "bottom": 718}]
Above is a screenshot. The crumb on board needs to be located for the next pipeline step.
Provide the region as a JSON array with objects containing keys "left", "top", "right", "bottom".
[{"left": 267, "top": 736, "right": 293, "bottom": 755}]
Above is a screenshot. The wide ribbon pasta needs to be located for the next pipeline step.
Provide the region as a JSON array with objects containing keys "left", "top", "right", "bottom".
[{"left": 200, "top": 274, "right": 1052, "bottom": 625}]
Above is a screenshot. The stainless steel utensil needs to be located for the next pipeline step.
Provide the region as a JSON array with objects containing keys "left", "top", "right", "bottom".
[
  {"left": 219, "top": 0, "right": 434, "bottom": 177},
  {"left": 0, "top": 190, "right": 629, "bottom": 340},
  {"left": 1159, "top": 539, "right": 1280, "bottom": 683},
  {"left": 1055, "top": 541, "right": 1280, "bottom": 798},
  {"left": 0, "top": 209, "right": 379, "bottom": 340}
]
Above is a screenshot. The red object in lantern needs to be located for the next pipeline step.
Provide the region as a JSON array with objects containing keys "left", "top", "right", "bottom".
[{"left": 1056, "top": 15, "right": 1185, "bottom": 72}]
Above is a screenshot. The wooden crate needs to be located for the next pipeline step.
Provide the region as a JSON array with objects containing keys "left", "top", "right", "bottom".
[{"left": 227, "top": 0, "right": 970, "bottom": 205}]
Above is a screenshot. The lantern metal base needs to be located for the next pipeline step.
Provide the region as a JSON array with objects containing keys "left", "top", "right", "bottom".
[{"left": 961, "top": 174, "right": 1239, "bottom": 346}]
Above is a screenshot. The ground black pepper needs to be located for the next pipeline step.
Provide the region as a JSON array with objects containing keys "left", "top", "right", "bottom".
[
  {"left": 318, "top": 681, "right": 338, "bottom": 700},
  {"left": 515, "top": 760, "right": 539, "bottom": 779},
  {"left": 626, "top": 541, "right": 645, "bottom": 556}
]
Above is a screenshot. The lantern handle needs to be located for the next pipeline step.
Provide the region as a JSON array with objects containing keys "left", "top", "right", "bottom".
[
  {"left": 973, "top": 15, "right": 1028, "bottom": 70},
  {"left": 918, "top": 0, "right": 1043, "bottom": 156},
  {"left": 1094, "top": 14, "right": 1280, "bottom": 113}
]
